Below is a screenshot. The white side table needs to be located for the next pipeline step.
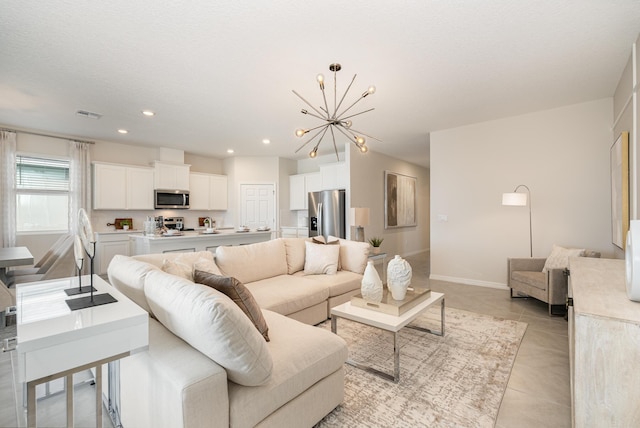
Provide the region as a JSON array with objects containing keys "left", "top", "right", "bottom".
[{"left": 16, "top": 275, "right": 148, "bottom": 428}]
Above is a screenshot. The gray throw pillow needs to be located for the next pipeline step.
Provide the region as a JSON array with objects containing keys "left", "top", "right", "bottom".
[{"left": 193, "top": 270, "right": 270, "bottom": 342}]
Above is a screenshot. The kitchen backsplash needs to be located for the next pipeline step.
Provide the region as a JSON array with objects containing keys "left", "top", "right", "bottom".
[{"left": 92, "top": 210, "right": 229, "bottom": 232}]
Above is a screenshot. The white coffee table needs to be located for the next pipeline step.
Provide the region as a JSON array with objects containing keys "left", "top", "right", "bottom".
[{"left": 331, "top": 291, "right": 445, "bottom": 383}]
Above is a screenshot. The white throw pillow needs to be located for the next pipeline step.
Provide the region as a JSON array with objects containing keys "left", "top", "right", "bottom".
[
  {"left": 304, "top": 241, "right": 340, "bottom": 275},
  {"left": 144, "top": 270, "right": 273, "bottom": 386},
  {"left": 542, "top": 245, "right": 585, "bottom": 272},
  {"left": 162, "top": 252, "right": 222, "bottom": 280},
  {"left": 330, "top": 236, "right": 370, "bottom": 274}
]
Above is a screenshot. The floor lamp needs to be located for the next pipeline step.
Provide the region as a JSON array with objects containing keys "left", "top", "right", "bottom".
[{"left": 502, "top": 185, "right": 533, "bottom": 257}]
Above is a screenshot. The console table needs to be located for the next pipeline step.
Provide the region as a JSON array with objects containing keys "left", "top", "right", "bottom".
[
  {"left": 15, "top": 275, "right": 148, "bottom": 428},
  {"left": 568, "top": 257, "right": 640, "bottom": 427}
]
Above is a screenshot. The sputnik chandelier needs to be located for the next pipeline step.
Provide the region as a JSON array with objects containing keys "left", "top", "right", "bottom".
[{"left": 292, "top": 63, "right": 380, "bottom": 160}]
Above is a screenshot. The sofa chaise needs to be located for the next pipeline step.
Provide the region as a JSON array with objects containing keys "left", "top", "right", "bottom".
[{"left": 107, "top": 237, "right": 370, "bottom": 428}]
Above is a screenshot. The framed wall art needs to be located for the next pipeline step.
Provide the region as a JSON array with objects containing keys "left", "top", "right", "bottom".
[
  {"left": 611, "top": 131, "right": 629, "bottom": 249},
  {"left": 385, "top": 171, "right": 417, "bottom": 229}
]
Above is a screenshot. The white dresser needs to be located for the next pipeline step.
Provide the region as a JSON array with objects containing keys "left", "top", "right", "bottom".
[{"left": 568, "top": 257, "right": 640, "bottom": 427}]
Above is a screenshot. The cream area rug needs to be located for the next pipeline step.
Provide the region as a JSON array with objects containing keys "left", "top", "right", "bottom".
[{"left": 315, "top": 307, "right": 527, "bottom": 428}]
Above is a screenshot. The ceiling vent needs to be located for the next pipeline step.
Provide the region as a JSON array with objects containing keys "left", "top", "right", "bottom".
[{"left": 75, "top": 110, "right": 102, "bottom": 120}]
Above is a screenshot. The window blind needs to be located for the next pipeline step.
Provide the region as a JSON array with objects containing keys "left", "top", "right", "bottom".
[{"left": 16, "top": 155, "right": 70, "bottom": 191}]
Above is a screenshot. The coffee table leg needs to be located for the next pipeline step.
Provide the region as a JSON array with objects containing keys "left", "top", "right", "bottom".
[
  {"left": 406, "top": 298, "right": 445, "bottom": 337},
  {"left": 331, "top": 315, "right": 337, "bottom": 334},
  {"left": 393, "top": 331, "right": 400, "bottom": 382}
]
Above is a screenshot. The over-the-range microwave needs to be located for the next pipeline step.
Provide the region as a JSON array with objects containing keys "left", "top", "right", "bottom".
[{"left": 155, "top": 189, "right": 190, "bottom": 209}]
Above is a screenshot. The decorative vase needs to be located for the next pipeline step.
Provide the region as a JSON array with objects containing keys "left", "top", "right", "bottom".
[
  {"left": 361, "top": 261, "right": 383, "bottom": 302},
  {"left": 387, "top": 255, "right": 412, "bottom": 300}
]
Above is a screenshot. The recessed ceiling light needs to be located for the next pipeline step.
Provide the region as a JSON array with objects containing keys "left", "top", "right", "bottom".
[
  {"left": 227, "top": 149, "right": 234, "bottom": 154},
  {"left": 262, "top": 139, "right": 270, "bottom": 144},
  {"left": 142, "top": 110, "right": 155, "bottom": 117},
  {"left": 118, "top": 129, "right": 128, "bottom": 134}
]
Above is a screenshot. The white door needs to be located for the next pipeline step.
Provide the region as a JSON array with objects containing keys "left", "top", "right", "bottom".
[{"left": 240, "top": 184, "right": 275, "bottom": 230}]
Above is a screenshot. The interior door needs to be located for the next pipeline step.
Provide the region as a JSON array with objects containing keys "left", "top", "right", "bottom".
[{"left": 240, "top": 184, "right": 275, "bottom": 230}]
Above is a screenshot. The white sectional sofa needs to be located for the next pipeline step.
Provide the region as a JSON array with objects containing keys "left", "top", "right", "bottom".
[{"left": 107, "top": 237, "right": 370, "bottom": 428}]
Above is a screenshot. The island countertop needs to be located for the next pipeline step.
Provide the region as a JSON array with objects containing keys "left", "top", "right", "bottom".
[{"left": 129, "top": 229, "right": 273, "bottom": 255}]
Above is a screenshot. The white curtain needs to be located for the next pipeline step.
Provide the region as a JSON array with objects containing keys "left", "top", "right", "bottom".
[
  {"left": 0, "top": 131, "right": 17, "bottom": 248},
  {"left": 69, "top": 141, "right": 92, "bottom": 236}
]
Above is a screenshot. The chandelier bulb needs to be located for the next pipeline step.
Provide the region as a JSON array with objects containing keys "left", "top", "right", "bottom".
[
  {"left": 362, "top": 85, "right": 376, "bottom": 98},
  {"left": 309, "top": 147, "right": 318, "bottom": 158},
  {"left": 343, "top": 120, "right": 352, "bottom": 128},
  {"left": 295, "top": 129, "right": 307, "bottom": 138},
  {"left": 359, "top": 144, "right": 368, "bottom": 153},
  {"left": 317, "top": 74, "right": 325, "bottom": 90},
  {"left": 356, "top": 136, "right": 366, "bottom": 145}
]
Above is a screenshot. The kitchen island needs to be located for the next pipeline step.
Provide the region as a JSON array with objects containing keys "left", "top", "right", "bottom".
[{"left": 130, "top": 230, "right": 273, "bottom": 255}]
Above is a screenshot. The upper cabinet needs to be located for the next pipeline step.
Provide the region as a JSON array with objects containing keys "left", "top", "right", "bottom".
[
  {"left": 289, "top": 172, "right": 321, "bottom": 210},
  {"left": 154, "top": 161, "right": 190, "bottom": 190},
  {"left": 320, "top": 162, "right": 347, "bottom": 190},
  {"left": 189, "top": 172, "right": 228, "bottom": 211},
  {"left": 93, "top": 162, "right": 154, "bottom": 210}
]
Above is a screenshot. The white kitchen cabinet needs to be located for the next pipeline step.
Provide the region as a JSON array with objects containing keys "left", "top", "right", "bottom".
[
  {"left": 289, "top": 172, "right": 321, "bottom": 210},
  {"left": 95, "top": 232, "right": 142, "bottom": 275},
  {"left": 93, "top": 162, "right": 154, "bottom": 210},
  {"left": 154, "top": 161, "right": 190, "bottom": 190},
  {"left": 320, "top": 162, "right": 347, "bottom": 190},
  {"left": 189, "top": 172, "right": 228, "bottom": 211},
  {"left": 280, "top": 227, "right": 308, "bottom": 238}
]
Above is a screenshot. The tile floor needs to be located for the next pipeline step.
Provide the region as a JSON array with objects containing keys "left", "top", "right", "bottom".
[
  {"left": 404, "top": 252, "right": 571, "bottom": 428},
  {"left": 1, "top": 251, "right": 570, "bottom": 427}
]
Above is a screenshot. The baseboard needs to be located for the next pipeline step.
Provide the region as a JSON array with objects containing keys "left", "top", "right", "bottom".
[{"left": 429, "top": 274, "right": 509, "bottom": 290}]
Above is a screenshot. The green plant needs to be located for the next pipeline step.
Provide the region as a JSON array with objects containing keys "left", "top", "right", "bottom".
[{"left": 368, "top": 237, "right": 384, "bottom": 247}]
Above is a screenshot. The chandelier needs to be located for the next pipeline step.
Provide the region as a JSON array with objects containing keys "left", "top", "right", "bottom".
[{"left": 292, "top": 63, "right": 380, "bottom": 160}]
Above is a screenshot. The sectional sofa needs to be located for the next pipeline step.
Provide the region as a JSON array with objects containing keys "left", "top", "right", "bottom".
[{"left": 107, "top": 237, "right": 370, "bottom": 428}]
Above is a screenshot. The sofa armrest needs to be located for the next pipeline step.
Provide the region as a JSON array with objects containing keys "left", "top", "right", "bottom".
[{"left": 508, "top": 258, "right": 547, "bottom": 274}]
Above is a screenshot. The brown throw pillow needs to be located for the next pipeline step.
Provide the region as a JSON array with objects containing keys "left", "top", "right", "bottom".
[{"left": 193, "top": 270, "right": 270, "bottom": 342}]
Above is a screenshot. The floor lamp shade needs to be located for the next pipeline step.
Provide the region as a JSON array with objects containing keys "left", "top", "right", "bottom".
[
  {"left": 502, "top": 192, "right": 528, "bottom": 206},
  {"left": 350, "top": 207, "right": 370, "bottom": 242}
]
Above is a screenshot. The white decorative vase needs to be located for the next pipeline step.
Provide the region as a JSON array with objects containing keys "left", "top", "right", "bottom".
[
  {"left": 387, "top": 255, "right": 412, "bottom": 300},
  {"left": 361, "top": 261, "right": 383, "bottom": 302}
]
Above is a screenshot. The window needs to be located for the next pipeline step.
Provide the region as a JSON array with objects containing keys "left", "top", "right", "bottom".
[{"left": 16, "top": 155, "right": 70, "bottom": 232}]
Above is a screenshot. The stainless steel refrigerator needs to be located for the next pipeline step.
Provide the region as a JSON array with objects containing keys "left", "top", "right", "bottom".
[{"left": 308, "top": 189, "right": 346, "bottom": 239}]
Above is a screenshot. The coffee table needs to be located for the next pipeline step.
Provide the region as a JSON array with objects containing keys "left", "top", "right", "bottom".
[{"left": 331, "top": 290, "right": 445, "bottom": 383}]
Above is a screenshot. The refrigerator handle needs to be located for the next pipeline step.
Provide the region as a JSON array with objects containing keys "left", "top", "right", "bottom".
[{"left": 317, "top": 202, "right": 323, "bottom": 237}]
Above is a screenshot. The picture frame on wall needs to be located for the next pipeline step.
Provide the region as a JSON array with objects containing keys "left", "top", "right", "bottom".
[
  {"left": 611, "top": 131, "right": 629, "bottom": 249},
  {"left": 385, "top": 171, "right": 417, "bottom": 229}
]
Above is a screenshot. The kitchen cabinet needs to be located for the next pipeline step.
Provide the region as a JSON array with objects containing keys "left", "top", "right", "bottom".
[
  {"left": 95, "top": 231, "right": 142, "bottom": 275},
  {"left": 569, "top": 257, "right": 640, "bottom": 427},
  {"left": 280, "top": 227, "right": 309, "bottom": 238},
  {"left": 189, "top": 172, "right": 228, "bottom": 210},
  {"left": 289, "top": 172, "right": 321, "bottom": 210},
  {"left": 154, "top": 161, "right": 190, "bottom": 190},
  {"left": 320, "top": 162, "right": 347, "bottom": 190},
  {"left": 93, "top": 162, "right": 154, "bottom": 210}
]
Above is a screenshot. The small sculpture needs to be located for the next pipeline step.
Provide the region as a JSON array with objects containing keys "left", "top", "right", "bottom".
[
  {"left": 361, "top": 261, "right": 383, "bottom": 302},
  {"left": 387, "top": 255, "right": 412, "bottom": 300}
]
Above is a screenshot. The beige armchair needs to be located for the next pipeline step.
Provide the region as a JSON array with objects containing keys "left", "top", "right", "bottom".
[{"left": 508, "top": 251, "right": 600, "bottom": 315}]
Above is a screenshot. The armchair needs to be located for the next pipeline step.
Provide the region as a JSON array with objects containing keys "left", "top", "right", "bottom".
[{"left": 507, "top": 251, "right": 600, "bottom": 315}]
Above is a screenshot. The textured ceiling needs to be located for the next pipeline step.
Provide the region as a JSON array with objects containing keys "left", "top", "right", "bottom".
[{"left": 1, "top": 1, "right": 640, "bottom": 168}]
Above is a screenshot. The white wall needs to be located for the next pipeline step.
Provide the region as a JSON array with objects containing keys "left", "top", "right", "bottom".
[{"left": 430, "top": 98, "right": 613, "bottom": 288}]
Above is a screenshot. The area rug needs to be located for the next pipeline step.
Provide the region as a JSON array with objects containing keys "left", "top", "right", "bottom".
[{"left": 315, "top": 307, "right": 527, "bottom": 428}]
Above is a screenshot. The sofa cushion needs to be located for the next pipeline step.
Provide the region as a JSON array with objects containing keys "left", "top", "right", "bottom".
[
  {"left": 108, "top": 255, "right": 161, "bottom": 313},
  {"left": 245, "top": 275, "right": 329, "bottom": 316},
  {"left": 161, "top": 254, "right": 222, "bottom": 281},
  {"left": 144, "top": 269, "right": 273, "bottom": 386},
  {"left": 134, "top": 250, "right": 215, "bottom": 270},
  {"left": 331, "top": 237, "right": 370, "bottom": 274},
  {"left": 304, "top": 241, "right": 340, "bottom": 275},
  {"left": 511, "top": 270, "right": 547, "bottom": 291},
  {"left": 295, "top": 270, "right": 362, "bottom": 297},
  {"left": 194, "top": 270, "right": 270, "bottom": 342},
  {"left": 542, "top": 244, "right": 585, "bottom": 272},
  {"left": 227, "top": 310, "right": 348, "bottom": 428},
  {"left": 282, "top": 238, "right": 307, "bottom": 274},
  {"left": 216, "top": 239, "right": 288, "bottom": 284}
]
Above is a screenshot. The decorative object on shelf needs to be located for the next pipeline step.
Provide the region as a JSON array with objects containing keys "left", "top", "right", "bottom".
[
  {"left": 385, "top": 171, "right": 417, "bottom": 229},
  {"left": 64, "top": 235, "right": 97, "bottom": 296},
  {"left": 292, "top": 63, "right": 380, "bottom": 161},
  {"left": 361, "top": 261, "right": 383, "bottom": 302},
  {"left": 351, "top": 207, "right": 370, "bottom": 242},
  {"left": 387, "top": 255, "right": 412, "bottom": 300},
  {"left": 368, "top": 236, "right": 384, "bottom": 255},
  {"left": 502, "top": 184, "right": 533, "bottom": 257},
  {"left": 611, "top": 131, "right": 630, "bottom": 249}
]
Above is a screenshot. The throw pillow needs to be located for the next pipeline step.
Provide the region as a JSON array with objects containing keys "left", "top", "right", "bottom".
[
  {"left": 542, "top": 244, "right": 586, "bottom": 272},
  {"left": 144, "top": 270, "right": 273, "bottom": 386},
  {"left": 194, "top": 270, "right": 270, "bottom": 342},
  {"left": 330, "top": 236, "right": 370, "bottom": 274},
  {"left": 162, "top": 254, "right": 222, "bottom": 280},
  {"left": 304, "top": 241, "right": 340, "bottom": 275},
  {"left": 161, "top": 258, "right": 193, "bottom": 280}
]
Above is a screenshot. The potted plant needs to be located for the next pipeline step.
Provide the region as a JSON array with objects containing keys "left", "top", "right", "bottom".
[{"left": 368, "top": 237, "right": 384, "bottom": 254}]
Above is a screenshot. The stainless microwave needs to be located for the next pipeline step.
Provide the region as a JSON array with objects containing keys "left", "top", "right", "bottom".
[{"left": 155, "top": 189, "right": 190, "bottom": 209}]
